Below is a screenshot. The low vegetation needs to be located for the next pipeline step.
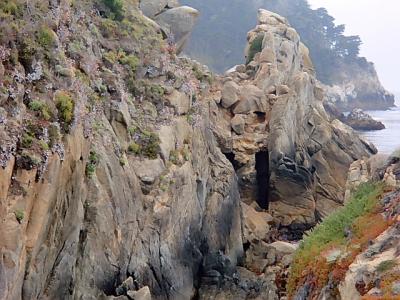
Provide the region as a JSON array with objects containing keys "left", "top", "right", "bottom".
[
  {"left": 127, "top": 127, "right": 160, "bottom": 160},
  {"left": 14, "top": 210, "right": 24, "bottom": 223},
  {"left": 288, "top": 182, "right": 388, "bottom": 297},
  {"left": 86, "top": 151, "right": 100, "bottom": 178},
  {"left": 246, "top": 34, "right": 264, "bottom": 64},
  {"left": 55, "top": 91, "right": 75, "bottom": 128},
  {"left": 28, "top": 100, "right": 51, "bottom": 121},
  {"left": 102, "top": 0, "right": 124, "bottom": 21},
  {"left": 128, "top": 80, "right": 165, "bottom": 105},
  {"left": 377, "top": 260, "right": 398, "bottom": 273},
  {"left": 37, "top": 26, "right": 56, "bottom": 51}
]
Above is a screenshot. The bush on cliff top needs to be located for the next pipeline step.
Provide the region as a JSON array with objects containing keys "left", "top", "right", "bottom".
[
  {"left": 287, "top": 182, "right": 386, "bottom": 296},
  {"left": 246, "top": 34, "right": 264, "bottom": 64}
]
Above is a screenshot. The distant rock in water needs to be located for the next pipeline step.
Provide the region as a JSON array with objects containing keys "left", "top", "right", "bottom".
[{"left": 345, "top": 108, "right": 386, "bottom": 131}]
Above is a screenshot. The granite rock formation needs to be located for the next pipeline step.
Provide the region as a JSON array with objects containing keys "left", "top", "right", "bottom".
[
  {"left": 210, "top": 9, "right": 376, "bottom": 227},
  {"left": 0, "top": 2, "right": 382, "bottom": 300}
]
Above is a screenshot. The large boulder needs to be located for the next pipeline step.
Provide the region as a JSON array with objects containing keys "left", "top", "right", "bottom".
[
  {"left": 140, "top": 0, "right": 180, "bottom": 19},
  {"left": 154, "top": 6, "right": 199, "bottom": 53}
]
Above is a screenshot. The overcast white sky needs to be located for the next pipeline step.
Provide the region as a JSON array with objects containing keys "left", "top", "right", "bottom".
[{"left": 308, "top": 0, "right": 400, "bottom": 93}]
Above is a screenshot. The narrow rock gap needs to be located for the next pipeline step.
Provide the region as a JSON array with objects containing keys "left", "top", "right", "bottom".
[
  {"left": 223, "top": 152, "right": 240, "bottom": 171},
  {"left": 254, "top": 111, "right": 266, "bottom": 123},
  {"left": 255, "top": 150, "right": 270, "bottom": 209}
]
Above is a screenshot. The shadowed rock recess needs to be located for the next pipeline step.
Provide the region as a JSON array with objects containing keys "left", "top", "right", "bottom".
[{"left": 0, "top": 2, "right": 377, "bottom": 300}]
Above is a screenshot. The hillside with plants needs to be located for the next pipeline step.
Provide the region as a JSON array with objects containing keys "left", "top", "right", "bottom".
[{"left": 181, "top": 0, "right": 395, "bottom": 110}]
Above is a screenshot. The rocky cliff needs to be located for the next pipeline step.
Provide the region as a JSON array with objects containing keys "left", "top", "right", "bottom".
[
  {"left": 209, "top": 9, "right": 375, "bottom": 228},
  {"left": 0, "top": 1, "right": 378, "bottom": 300},
  {"left": 0, "top": 1, "right": 242, "bottom": 299},
  {"left": 323, "top": 60, "right": 395, "bottom": 111}
]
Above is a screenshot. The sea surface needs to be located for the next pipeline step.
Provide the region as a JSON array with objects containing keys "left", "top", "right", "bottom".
[{"left": 358, "top": 105, "right": 400, "bottom": 155}]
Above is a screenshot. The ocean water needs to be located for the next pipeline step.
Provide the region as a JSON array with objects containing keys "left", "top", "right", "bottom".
[{"left": 358, "top": 106, "right": 400, "bottom": 155}]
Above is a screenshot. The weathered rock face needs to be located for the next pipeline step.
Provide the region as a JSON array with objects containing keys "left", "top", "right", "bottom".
[
  {"left": 0, "top": 3, "right": 384, "bottom": 300},
  {"left": 140, "top": 0, "right": 199, "bottom": 54},
  {"left": 0, "top": 1, "right": 241, "bottom": 299},
  {"left": 210, "top": 9, "right": 376, "bottom": 227}
]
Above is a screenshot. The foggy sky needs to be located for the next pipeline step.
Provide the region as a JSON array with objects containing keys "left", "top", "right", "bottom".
[{"left": 308, "top": 0, "right": 400, "bottom": 93}]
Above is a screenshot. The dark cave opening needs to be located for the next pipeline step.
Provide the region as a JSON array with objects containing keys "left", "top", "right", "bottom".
[
  {"left": 255, "top": 151, "right": 270, "bottom": 209},
  {"left": 223, "top": 152, "right": 240, "bottom": 171}
]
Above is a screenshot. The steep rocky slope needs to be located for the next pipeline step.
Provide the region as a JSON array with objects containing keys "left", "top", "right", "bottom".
[
  {"left": 0, "top": 1, "right": 242, "bottom": 299},
  {"left": 0, "top": 1, "right": 378, "bottom": 300}
]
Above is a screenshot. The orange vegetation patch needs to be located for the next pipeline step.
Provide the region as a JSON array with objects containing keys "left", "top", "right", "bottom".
[{"left": 287, "top": 183, "right": 397, "bottom": 299}]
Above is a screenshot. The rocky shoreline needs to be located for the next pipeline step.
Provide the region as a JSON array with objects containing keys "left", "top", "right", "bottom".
[{"left": 0, "top": 1, "right": 397, "bottom": 300}]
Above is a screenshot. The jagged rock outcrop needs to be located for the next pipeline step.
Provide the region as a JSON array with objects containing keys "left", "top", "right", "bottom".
[
  {"left": 140, "top": 0, "right": 199, "bottom": 54},
  {"left": 345, "top": 108, "right": 385, "bottom": 131},
  {"left": 210, "top": 9, "right": 376, "bottom": 227},
  {"left": 181, "top": 0, "right": 395, "bottom": 112},
  {"left": 0, "top": 1, "right": 240, "bottom": 299}
]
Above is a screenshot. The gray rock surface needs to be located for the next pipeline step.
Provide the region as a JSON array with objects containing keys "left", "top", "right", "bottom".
[
  {"left": 154, "top": 6, "right": 199, "bottom": 54},
  {"left": 211, "top": 9, "right": 375, "bottom": 226}
]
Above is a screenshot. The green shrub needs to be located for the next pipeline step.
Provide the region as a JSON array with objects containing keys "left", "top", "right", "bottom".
[
  {"left": 48, "top": 124, "right": 60, "bottom": 147},
  {"left": 128, "top": 142, "right": 141, "bottom": 154},
  {"left": 29, "top": 100, "right": 51, "bottom": 120},
  {"left": 21, "top": 133, "right": 34, "bottom": 148},
  {"left": 86, "top": 150, "right": 99, "bottom": 178},
  {"left": 14, "top": 210, "right": 24, "bottom": 223},
  {"left": 19, "top": 152, "right": 41, "bottom": 169},
  {"left": 169, "top": 150, "right": 180, "bottom": 165},
  {"left": 128, "top": 80, "right": 165, "bottom": 103},
  {"left": 102, "top": 0, "right": 124, "bottom": 21},
  {"left": 141, "top": 132, "right": 160, "bottom": 159},
  {"left": 119, "top": 155, "right": 128, "bottom": 166},
  {"left": 120, "top": 54, "right": 139, "bottom": 73},
  {"left": 39, "top": 140, "right": 49, "bottom": 150},
  {"left": 128, "top": 126, "right": 138, "bottom": 136},
  {"left": 37, "top": 26, "right": 56, "bottom": 50},
  {"left": 19, "top": 37, "right": 37, "bottom": 67},
  {"left": 182, "top": 147, "right": 190, "bottom": 161},
  {"left": 246, "top": 34, "right": 264, "bottom": 64},
  {"left": 55, "top": 91, "right": 75, "bottom": 125},
  {"left": 0, "top": 1, "right": 22, "bottom": 16},
  {"left": 103, "top": 50, "right": 120, "bottom": 64}
]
